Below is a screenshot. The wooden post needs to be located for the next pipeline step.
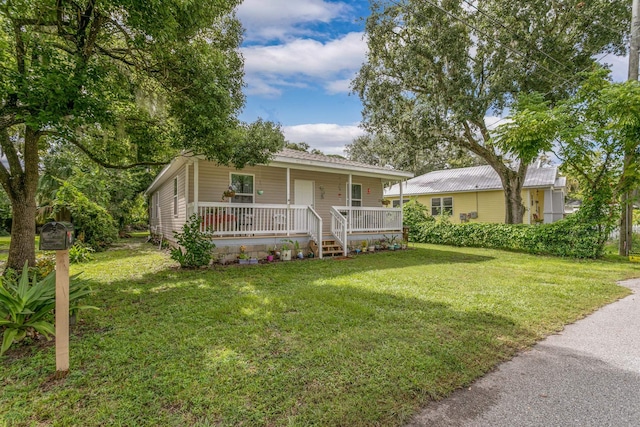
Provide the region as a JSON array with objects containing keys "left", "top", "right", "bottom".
[{"left": 55, "top": 249, "right": 70, "bottom": 373}]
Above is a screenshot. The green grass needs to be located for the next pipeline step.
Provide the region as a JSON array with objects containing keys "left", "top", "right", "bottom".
[{"left": 1, "top": 237, "right": 639, "bottom": 426}]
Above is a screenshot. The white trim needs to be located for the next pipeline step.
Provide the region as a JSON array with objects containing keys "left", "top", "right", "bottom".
[
  {"left": 193, "top": 158, "right": 199, "bottom": 208},
  {"left": 431, "top": 196, "right": 453, "bottom": 216},
  {"left": 185, "top": 163, "right": 190, "bottom": 207},
  {"left": 350, "top": 182, "right": 362, "bottom": 207}
]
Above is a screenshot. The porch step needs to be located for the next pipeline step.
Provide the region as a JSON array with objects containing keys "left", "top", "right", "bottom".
[{"left": 321, "top": 239, "right": 345, "bottom": 257}]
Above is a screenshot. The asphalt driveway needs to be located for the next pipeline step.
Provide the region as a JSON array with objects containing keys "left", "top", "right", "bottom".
[{"left": 408, "top": 278, "right": 640, "bottom": 427}]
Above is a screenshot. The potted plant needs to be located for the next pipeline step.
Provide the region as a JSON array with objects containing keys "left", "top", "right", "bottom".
[
  {"left": 374, "top": 240, "right": 381, "bottom": 251},
  {"left": 381, "top": 198, "right": 391, "bottom": 206},
  {"left": 280, "top": 240, "right": 292, "bottom": 261},
  {"left": 361, "top": 240, "right": 368, "bottom": 252},
  {"left": 221, "top": 186, "right": 236, "bottom": 201},
  {"left": 401, "top": 239, "right": 408, "bottom": 250},
  {"left": 368, "top": 239, "right": 376, "bottom": 252}
]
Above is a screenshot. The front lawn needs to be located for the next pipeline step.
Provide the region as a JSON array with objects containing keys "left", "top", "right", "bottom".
[{"left": 1, "top": 238, "right": 638, "bottom": 426}]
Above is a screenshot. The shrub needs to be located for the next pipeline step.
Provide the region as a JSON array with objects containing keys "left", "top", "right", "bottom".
[
  {"left": 53, "top": 182, "right": 118, "bottom": 251},
  {"left": 69, "top": 243, "right": 95, "bottom": 264},
  {"left": 413, "top": 211, "right": 608, "bottom": 259},
  {"left": 402, "top": 199, "right": 432, "bottom": 241},
  {"left": 0, "top": 262, "right": 96, "bottom": 355},
  {"left": 171, "top": 214, "right": 215, "bottom": 268}
]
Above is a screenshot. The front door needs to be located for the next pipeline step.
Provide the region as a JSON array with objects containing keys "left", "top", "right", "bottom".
[{"left": 294, "top": 180, "right": 315, "bottom": 208}]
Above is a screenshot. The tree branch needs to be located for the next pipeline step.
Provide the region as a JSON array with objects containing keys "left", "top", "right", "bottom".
[{"left": 54, "top": 132, "right": 172, "bottom": 169}]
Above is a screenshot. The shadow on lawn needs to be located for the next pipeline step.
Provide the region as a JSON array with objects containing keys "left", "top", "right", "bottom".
[{"left": 49, "top": 247, "right": 533, "bottom": 425}]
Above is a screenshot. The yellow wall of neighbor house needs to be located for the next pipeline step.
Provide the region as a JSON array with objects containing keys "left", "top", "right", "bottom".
[{"left": 390, "top": 188, "right": 549, "bottom": 224}]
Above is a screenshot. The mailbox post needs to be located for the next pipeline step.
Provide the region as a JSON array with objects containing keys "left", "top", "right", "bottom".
[{"left": 40, "top": 222, "right": 74, "bottom": 374}]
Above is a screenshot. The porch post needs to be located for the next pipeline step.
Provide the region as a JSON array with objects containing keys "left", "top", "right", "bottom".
[
  {"left": 399, "top": 180, "right": 404, "bottom": 207},
  {"left": 185, "top": 162, "right": 190, "bottom": 210},
  {"left": 347, "top": 174, "right": 352, "bottom": 234},
  {"left": 193, "top": 158, "right": 199, "bottom": 217},
  {"left": 526, "top": 189, "right": 531, "bottom": 224},
  {"left": 286, "top": 167, "right": 291, "bottom": 236}
]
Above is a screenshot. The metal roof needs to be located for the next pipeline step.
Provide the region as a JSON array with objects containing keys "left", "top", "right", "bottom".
[{"left": 385, "top": 165, "right": 564, "bottom": 197}]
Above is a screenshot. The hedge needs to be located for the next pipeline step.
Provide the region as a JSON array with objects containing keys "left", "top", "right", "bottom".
[{"left": 403, "top": 200, "right": 608, "bottom": 258}]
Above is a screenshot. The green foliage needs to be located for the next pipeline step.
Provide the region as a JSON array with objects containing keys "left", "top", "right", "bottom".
[
  {"left": 69, "top": 243, "right": 95, "bottom": 264},
  {"left": 171, "top": 215, "right": 215, "bottom": 268},
  {"left": 0, "top": 262, "right": 95, "bottom": 355},
  {"left": 413, "top": 201, "right": 613, "bottom": 259},
  {"left": 54, "top": 182, "right": 118, "bottom": 251},
  {"left": 34, "top": 254, "right": 56, "bottom": 278},
  {"left": 402, "top": 199, "right": 431, "bottom": 240}
]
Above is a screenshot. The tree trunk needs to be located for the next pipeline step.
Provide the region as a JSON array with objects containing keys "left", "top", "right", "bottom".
[
  {"left": 7, "top": 194, "right": 37, "bottom": 270},
  {"left": 503, "top": 177, "right": 526, "bottom": 224},
  {"left": 4, "top": 127, "right": 40, "bottom": 270}
]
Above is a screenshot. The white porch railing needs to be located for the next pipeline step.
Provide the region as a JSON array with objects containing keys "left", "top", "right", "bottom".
[
  {"left": 330, "top": 207, "right": 348, "bottom": 256},
  {"left": 307, "top": 207, "right": 323, "bottom": 258},
  {"left": 188, "top": 202, "right": 324, "bottom": 241},
  {"left": 334, "top": 206, "right": 403, "bottom": 232}
]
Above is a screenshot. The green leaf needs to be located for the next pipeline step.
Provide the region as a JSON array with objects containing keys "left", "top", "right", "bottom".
[{"left": 1, "top": 328, "right": 18, "bottom": 356}]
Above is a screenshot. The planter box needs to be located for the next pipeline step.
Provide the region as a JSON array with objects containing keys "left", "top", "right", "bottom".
[
  {"left": 281, "top": 250, "right": 292, "bottom": 261},
  {"left": 239, "top": 259, "right": 258, "bottom": 265}
]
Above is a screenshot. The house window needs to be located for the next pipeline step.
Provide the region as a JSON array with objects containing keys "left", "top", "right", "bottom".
[
  {"left": 173, "top": 177, "right": 178, "bottom": 217},
  {"left": 351, "top": 183, "right": 362, "bottom": 207},
  {"left": 154, "top": 192, "right": 160, "bottom": 219},
  {"left": 392, "top": 199, "right": 410, "bottom": 208},
  {"left": 230, "top": 173, "right": 254, "bottom": 203},
  {"left": 431, "top": 197, "right": 453, "bottom": 216}
]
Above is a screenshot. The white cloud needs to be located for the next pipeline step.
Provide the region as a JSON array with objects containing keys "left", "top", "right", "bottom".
[
  {"left": 325, "top": 78, "right": 354, "bottom": 94},
  {"left": 283, "top": 123, "right": 365, "bottom": 155},
  {"left": 237, "top": 0, "right": 349, "bottom": 41},
  {"left": 242, "top": 32, "right": 366, "bottom": 96},
  {"left": 242, "top": 32, "right": 366, "bottom": 77}
]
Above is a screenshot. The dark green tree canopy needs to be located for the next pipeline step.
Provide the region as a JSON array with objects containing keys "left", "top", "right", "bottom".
[{"left": 0, "top": 0, "right": 284, "bottom": 269}]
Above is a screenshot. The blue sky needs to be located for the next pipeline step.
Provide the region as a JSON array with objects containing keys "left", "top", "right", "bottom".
[{"left": 235, "top": 0, "right": 629, "bottom": 156}]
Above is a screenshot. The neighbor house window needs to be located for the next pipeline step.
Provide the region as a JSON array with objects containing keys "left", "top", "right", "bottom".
[
  {"left": 392, "top": 199, "right": 411, "bottom": 208},
  {"left": 431, "top": 197, "right": 453, "bottom": 216},
  {"left": 230, "top": 173, "right": 254, "bottom": 203},
  {"left": 351, "top": 183, "right": 362, "bottom": 207}
]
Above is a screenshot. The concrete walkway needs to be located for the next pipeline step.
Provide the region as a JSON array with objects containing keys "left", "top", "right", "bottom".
[{"left": 408, "top": 278, "right": 640, "bottom": 427}]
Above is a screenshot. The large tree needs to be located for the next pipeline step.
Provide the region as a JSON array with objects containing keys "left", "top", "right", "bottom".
[
  {"left": 354, "top": 0, "right": 630, "bottom": 223},
  {"left": 0, "top": 1, "right": 281, "bottom": 270}
]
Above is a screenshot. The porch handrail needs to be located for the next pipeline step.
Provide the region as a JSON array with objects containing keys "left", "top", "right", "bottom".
[
  {"left": 334, "top": 206, "right": 403, "bottom": 233},
  {"left": 330, "top": 206, "right": 348, "bottom": 256},
  {"left": 307, "top": 206, "right": 323, "bottom": 259}
]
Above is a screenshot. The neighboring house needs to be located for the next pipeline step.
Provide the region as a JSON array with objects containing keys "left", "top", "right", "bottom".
[
  {"left": 145, "top": 149, "right": 413, "bottom": 259},
  {"left": 385, "top": 164, "right": 566, "bottom": 224}
]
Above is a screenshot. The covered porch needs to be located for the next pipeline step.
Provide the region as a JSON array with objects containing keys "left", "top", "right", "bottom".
[{"left": 187, "top": 202, "right": 404, "bottom": 258}]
